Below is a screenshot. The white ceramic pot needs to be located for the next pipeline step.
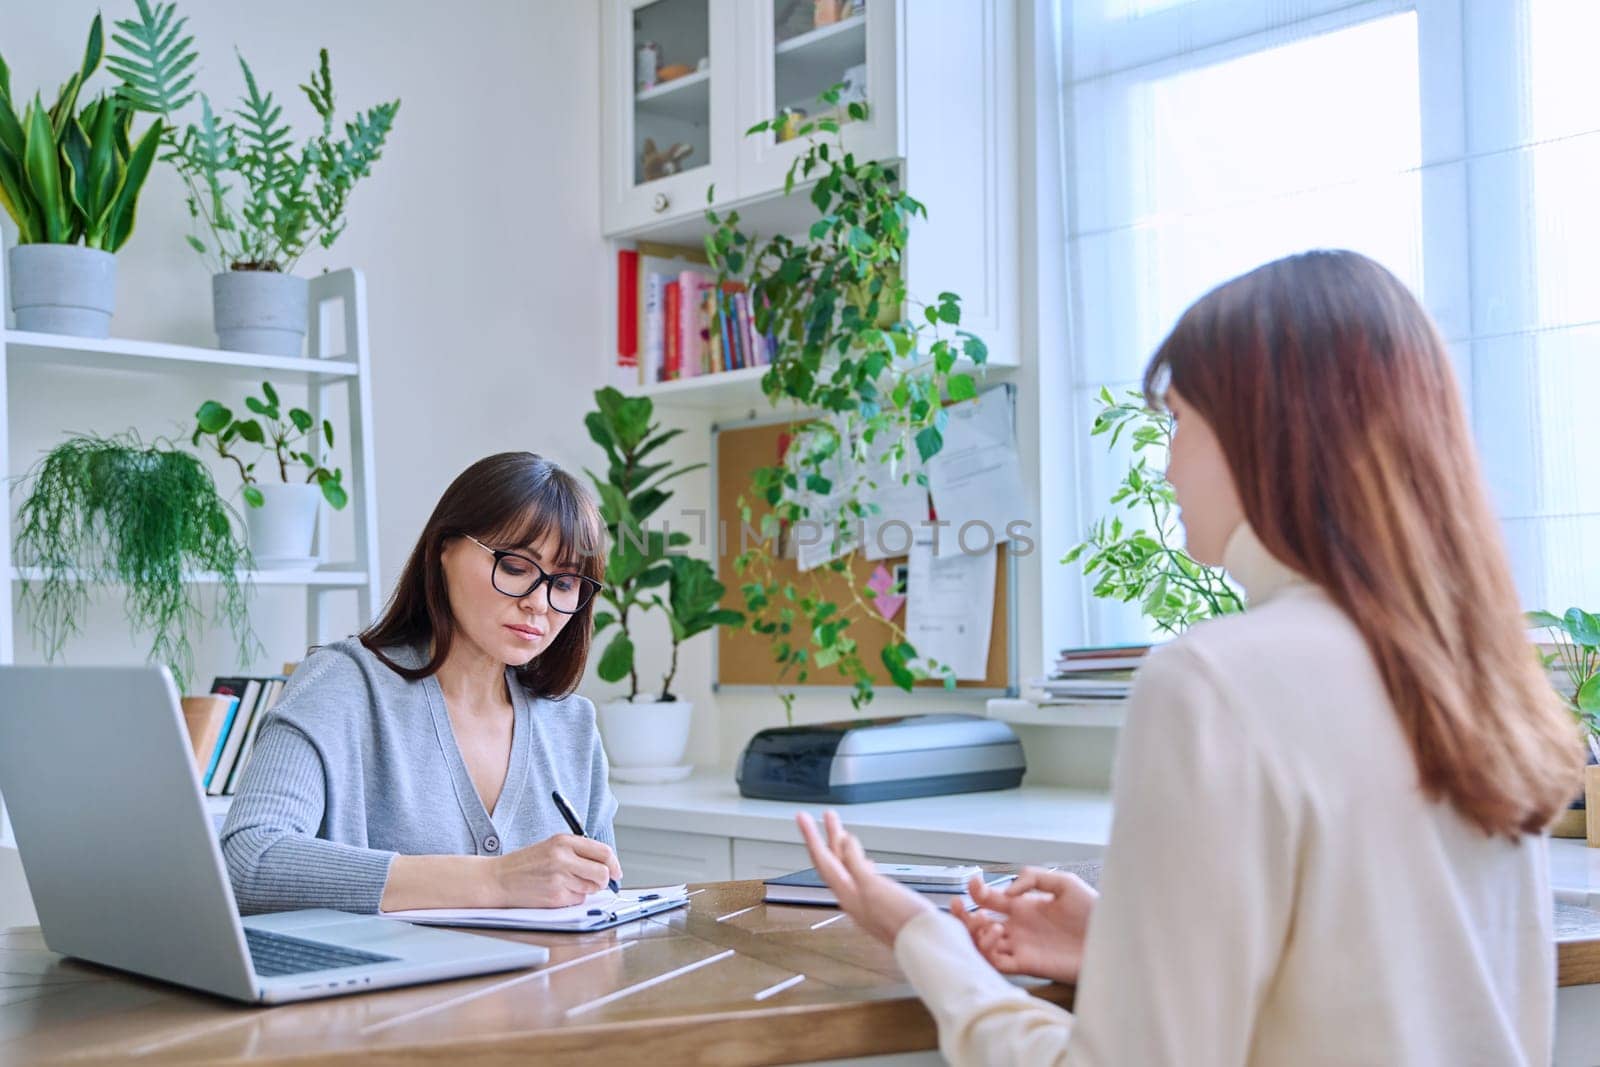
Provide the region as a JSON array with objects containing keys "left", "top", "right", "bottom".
[
  {"left": 598, "top": 697, "right": 693, "bottom": 780},
  {"left": 8, "top": 244, "right": 116, "bottom": 337},
  {"left": 243, "top": 483, "right": 323, "bottom": 569},
  {"left": 212, "top": 270, "right": 308, "bottom": 356}
]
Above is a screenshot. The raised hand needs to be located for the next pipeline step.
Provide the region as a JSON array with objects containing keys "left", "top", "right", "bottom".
[
  {"left": 950, "top": 866, "right": 1098, "bottom": 984},
  {"left": 796, "top": 810, "right": 934, "bottom": 946}
]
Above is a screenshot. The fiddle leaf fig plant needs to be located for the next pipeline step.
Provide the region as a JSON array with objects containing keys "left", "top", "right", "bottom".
[
  {"left": 1063, "top": 387, "right": 1243, "bottom": 634},
  {"left": 192, "top": 381, "right": 347, "bottom": 509},
  {"left": 1527, "top": 608, "right": 1600, "bottom": 745},
  {"left": 647, "top": 555, "right": 743, "bottom": 701},
  {"left": 110, "top": 0, "right": 399, "bottom": 272},
  {"left": 706, "top": 89, "right": 986, "bottom": 715},
  {"left": 585, "top": 387, "right": 738, "bottom": 702}
]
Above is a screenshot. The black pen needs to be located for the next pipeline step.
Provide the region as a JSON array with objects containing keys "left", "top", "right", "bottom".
[{"left": 551, "top": 789, "right": 620, "bottom": 893}]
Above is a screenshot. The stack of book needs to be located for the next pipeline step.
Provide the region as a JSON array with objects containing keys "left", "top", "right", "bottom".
[
  {"left": 617, "top": 246, "right": 773, "bottom": 385},
  {"left": 1028, "top": 643, "right": 1151, "bottom": 702},
  {"left": 196, "top": 674, "right": 289, "bottom": 796}
]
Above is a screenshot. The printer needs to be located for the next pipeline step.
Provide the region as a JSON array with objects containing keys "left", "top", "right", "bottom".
[{"left": 736, "top": 713, "right": 1026, "bottom": 803}]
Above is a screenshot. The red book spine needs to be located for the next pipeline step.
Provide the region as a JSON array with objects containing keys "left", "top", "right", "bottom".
[
  {"left": 617, "top": 249, "right": 639, "bottom": 368},
  {"left": 664, "top": 280, "right": 681, "bottom": 381}
]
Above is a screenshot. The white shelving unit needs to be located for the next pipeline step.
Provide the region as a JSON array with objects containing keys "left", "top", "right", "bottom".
[{"left": 0, "top": 261, "right": 383, "bottom": 850}]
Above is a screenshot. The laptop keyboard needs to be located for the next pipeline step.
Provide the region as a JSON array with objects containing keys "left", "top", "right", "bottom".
[{"left": 244, "top": 927, "right": 397, "bottom": 977}]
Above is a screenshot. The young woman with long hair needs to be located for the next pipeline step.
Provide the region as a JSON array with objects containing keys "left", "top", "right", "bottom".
[
  {"left": 799, "top": 250, "right": 1581, "bottom": 1064},
  {"left": 222, "top": 452, "right": 621, "bottom": 915}
]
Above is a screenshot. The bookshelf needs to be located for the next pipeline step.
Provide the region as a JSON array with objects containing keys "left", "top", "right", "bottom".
[{"left": 0, "top": 260, "right": 383, "bottom": 849}]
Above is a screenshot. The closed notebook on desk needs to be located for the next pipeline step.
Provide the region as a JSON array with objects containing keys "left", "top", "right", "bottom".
[
  {"left": 764, "top": 869, "right": 1014, "bottom": 910},
  {"left": 384, "top": 886, "right": 689, "bottom": 932}
]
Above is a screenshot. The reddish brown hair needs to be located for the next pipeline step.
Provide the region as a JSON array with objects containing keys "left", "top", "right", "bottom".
[
  {"left": 1144, "top": 250, "right": 1580, "bottom": 838},
  {"left": 360, "top": 452, "right": 606, "bottom": 699}
]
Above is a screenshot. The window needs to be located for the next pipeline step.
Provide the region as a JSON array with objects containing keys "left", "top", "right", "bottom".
[{"left": 1055, "top": 0, "right": 1600, "bottom": 646}]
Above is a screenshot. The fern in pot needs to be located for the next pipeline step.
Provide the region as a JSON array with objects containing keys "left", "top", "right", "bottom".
[
  {"left": 110, "top": 0, "right": 398, "bottom": 355},
  {"left": 0, "top": 14, "right": 163, "bottom": 337},
  {"left": 192, "top": 381, "right": 348, "bottom": 568},
  {"left": 584, "top": 388, "right": 741, "bottom": 780}
]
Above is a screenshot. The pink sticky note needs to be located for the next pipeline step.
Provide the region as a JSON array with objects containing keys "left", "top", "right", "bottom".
[{"left": 867, "top": 564, "right": 905, "bottom": 621}]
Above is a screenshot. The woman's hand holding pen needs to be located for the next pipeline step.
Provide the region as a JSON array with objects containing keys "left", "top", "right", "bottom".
[
  {"left": 491, "top": 834, "right": 623, "bottom": 908},
  {"left": 950, "top": 866, "right": 1098, "bottom": 984}
]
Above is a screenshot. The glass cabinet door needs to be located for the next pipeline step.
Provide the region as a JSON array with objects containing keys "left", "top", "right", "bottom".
[
  {"left": 733, "top": 0, "right": 896, "bottom": 199},
  {"left": 771, "top": 0, "right": 870, "bottom": 140},
  {"left": 631, "top": 0, "right": 714, "bottom": 187}
]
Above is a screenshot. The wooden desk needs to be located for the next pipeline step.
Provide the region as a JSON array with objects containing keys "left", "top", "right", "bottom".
[
  {"left": 7, "top": 869, "right": 1600, "bottom": 1066},
  {"left": 0, "top": 877, "right": 1071, "bottom": 1065}
]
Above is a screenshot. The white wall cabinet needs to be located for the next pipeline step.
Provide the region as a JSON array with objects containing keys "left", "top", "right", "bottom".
[
  {"left": 614, "top": 825, "right": 734, "bottom": 887},
  {"left": 613, "top": 828, "right": 989, "bottom": 886},
  {"left": 602, "top": 0, "right": 1019, "bottom": 375},
  {"left": 730, "top": 837, "right": 984, "bottom": 881},
  {"left": 601, "top": 0, "right": 740, "bottom": 234}
]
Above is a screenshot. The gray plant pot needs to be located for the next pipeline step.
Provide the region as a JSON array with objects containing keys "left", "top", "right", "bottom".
[
  {"left": 8, "top": 244, "right": 117, "bottom": 337},
  {"left": 212, "top": 270, "right": 308, "bottom": 356}
]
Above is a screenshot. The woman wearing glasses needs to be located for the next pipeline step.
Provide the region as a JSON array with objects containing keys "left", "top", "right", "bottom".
[{"left": 221, "top": 452, "right": 620, "bottom": 914}]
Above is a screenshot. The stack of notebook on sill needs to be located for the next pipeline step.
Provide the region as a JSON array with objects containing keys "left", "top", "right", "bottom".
[
  {"left": 1027, "top": 643, "right": 1152, "bottom": 703},
  {"left": 764, "top": 863, "right": 1014, "bottom": 911}
]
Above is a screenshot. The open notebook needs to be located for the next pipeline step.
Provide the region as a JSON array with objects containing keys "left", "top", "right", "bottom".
[{"left": 384, "top": 885, "right": 690, "bottom": 932}]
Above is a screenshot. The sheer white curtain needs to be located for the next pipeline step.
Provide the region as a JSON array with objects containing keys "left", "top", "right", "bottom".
[{"left": 1049, "top": 0, "right": 1600, "bottom": 648}]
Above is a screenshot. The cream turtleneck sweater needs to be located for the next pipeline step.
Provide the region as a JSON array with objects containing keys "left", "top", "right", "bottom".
[{"left": 893, "top": 523, "right": 1553, "bottom": 1066}]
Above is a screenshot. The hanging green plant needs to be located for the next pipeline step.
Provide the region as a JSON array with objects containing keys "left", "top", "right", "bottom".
[
  {"left": 1063, "top": 387, "right": 1243, "bottom": 634},
  {"left": 705, "top": 89, "right": 989, "bottom": 715},
  {"left": 12, "top": 431, "right": 259, "bottom": 692}
]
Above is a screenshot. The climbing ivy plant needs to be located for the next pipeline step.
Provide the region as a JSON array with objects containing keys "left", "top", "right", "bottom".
[{"left": 705, "top": 89, "right": 989, "bottom": 717}]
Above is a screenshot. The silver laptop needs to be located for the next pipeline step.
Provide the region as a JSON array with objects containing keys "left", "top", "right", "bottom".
[{"left": 0, "top": 665, "right": 548, "bottom": 1004}]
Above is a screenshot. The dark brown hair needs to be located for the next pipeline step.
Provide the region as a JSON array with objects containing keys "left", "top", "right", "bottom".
[
  {"left": 1143, "top": 249, "right": 1580, "bottom": 838},
  {"left": 360, "top": 452, "right": 606, "bottom": 699}
]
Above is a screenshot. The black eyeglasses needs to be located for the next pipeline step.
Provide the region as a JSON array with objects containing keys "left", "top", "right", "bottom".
[{"left": 462, "top": 535, "right": 602, "bottom": 615}]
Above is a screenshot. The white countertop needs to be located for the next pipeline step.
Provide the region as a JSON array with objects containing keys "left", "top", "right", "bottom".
[
  {"left": 611, "top": 771, "right": 1114, "bottom": 864},
  {"left": 1550, "top": 839, "right": 1600, "bottom": 898}
]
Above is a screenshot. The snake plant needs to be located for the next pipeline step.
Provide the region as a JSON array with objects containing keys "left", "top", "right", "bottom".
[{"left": 0, "top": 14, "right": 163, "bottom": 250}]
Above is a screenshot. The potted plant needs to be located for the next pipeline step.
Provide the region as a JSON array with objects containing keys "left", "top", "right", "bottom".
[
  {"left": 704, "top": 89, "right": 987, "bottom": 718},
  {"left": 584, "top": 387, "right": 739, "bottom": 778},
  {"left": 12, "top": 431, "right": 257, "bottom": 693},
  {"left": 0, "top": 14, "right": 163, "bottom": 337},
  {"left": 1527, "top": 608, "right": 1600, "bottom": 842},
  {"left": 1062, "top": 386, "right": 1244, "bottom": 632},
  {"left": 191, "top": 381, "right": 348, "bottom": 568},
  {"left": 110, "top": 1, "right": 398, "bottom": 355}
]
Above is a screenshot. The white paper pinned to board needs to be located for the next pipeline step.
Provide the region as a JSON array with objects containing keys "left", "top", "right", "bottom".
[
  {"left": 925, "top": 388, "right": 1026, "bottom": 544},
  {"left": 905, "top": 535, "right": 997, "bottom": 681}
]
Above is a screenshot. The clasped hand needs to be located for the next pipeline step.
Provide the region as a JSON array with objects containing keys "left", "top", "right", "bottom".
[{"left": 797, "top": 810, "right": 1097, "bottom": 984}]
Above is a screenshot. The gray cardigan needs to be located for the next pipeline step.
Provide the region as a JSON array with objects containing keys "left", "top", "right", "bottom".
[{"left": 220, "top": 638, "right": 617, "bottom": 915}]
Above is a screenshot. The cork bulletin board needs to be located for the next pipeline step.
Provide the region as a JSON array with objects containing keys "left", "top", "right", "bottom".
[{"left": 711, "top": 408, "right": 1017, "bottom": 694}]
